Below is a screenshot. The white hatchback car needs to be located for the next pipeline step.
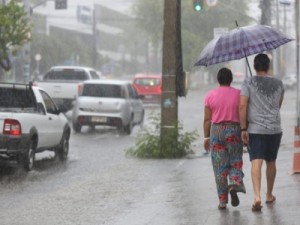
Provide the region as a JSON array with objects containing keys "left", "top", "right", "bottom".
[{"left": 72, "top": 80, "right": 144, "bottom": 134}]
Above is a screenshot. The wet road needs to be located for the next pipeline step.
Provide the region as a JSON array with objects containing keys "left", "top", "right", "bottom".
[{"left": 0, "top": 85, "right": 299, "bottom": 225}]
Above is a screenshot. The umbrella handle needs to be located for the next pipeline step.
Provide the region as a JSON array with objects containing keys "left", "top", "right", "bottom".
[{"left": 243, "top": 49, "right": 253, "bottom": 76}]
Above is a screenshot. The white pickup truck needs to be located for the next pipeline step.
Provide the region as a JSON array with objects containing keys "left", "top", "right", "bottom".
[
  {"left": 0, "top": 82, "right": 71, "bottom": 171},
  {"left": 35, "top": 66, "right": 101, "bottom": 111}
]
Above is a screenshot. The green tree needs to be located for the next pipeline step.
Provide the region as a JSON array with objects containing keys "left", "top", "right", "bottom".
[
  {"left": 131, "top": 0, "right": 252, "bottom": 72},
  {"left": 30, "top": 26, "right": 113, "bottom": 75},
  {"left": 30, "top": 32, "right": 95, "bottom": 74},
  {"left": 0, "top": 0, "right": 31, "bottom": 71},
  {"left": 131, "top": 0, "right": 164, "bottom": 72}
]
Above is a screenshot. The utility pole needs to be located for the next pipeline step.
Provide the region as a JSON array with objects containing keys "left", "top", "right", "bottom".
[
  {"left": 160, "top": 0, "right": 182, "bottom": 155},
  {"left": 275, "top": 0, "right": 279, "bottom": 76},
  {"left": 260, "top": 0, "right": 271, "bottom": 25},
  {"left": 296, "top": 0, "right": 300, "bottom": 126},
  {"left": 23, "top": 0, "right": 31, "bottom": 82},
  {"left": 277, "top": 0, "right": 291, "bottom": 77},
  {"left": 92, "top": 6, "right": 97, "bottom": 68}
]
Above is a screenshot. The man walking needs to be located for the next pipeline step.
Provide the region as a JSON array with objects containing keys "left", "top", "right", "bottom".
[{"left": 239, "top": 53, "right": 284, "bottom": 212}]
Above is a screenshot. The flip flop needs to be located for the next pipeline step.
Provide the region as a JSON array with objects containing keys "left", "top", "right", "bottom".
[
  {"left": 266, "top": 196, "right": 276, "bottom": 204},
  {"left": 252, "top": 201, "right": 263, "bottom": 212},
  {"left": 230, "top": 189, "right": 240, "bottom": 207}
]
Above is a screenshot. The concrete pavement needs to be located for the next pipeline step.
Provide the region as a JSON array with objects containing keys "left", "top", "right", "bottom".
[{"left": 182, "top": 147, "right": 300, "bottom": 225}]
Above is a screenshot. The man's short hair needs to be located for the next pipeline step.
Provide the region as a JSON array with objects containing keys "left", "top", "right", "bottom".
[{"left": 254, "top": 53, "right": 270, "bottom": 72}]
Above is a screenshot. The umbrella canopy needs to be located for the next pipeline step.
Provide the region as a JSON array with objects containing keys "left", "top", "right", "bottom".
[{"left": 194, "top": 24, "right": 294, "bottom": 67}]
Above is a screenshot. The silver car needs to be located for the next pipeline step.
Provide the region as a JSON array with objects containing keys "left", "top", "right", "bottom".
[{"left": 72, "top": 79, "right": 144, "bottom": 134}]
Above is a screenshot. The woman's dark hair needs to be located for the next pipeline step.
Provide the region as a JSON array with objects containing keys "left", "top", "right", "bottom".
[
  {"left": 217, "top": 67, "right": 233, "bottom": 86},
  {"left": 254, "top": 53, "right": 270, "bottom": 72}
]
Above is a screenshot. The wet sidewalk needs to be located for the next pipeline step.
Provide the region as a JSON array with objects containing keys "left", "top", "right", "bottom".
[
  {"left": 174, "top": 88, "right": 300, "bottom": 225},
  {"left": 115, "top": 88, "right": 300, "bottom": 225},
  {"left": 181, "top": 147, "right": 300, "bottom": 225}
]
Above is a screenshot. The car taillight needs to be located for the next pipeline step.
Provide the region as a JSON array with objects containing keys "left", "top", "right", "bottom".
[
  {"left": 3, "top": 119, "right": 22, "bottom": 136},
  {"left": 78, "top": 83, "right": 83, "bottom": 95}
]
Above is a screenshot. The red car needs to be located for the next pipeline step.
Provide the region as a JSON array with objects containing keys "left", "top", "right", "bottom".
[{"left": 132, "top": 74, "right": 162, "bottom": 104}]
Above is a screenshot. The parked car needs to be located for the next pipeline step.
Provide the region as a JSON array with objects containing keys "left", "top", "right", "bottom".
[
  {"left": 34, "top": 66, "right": 101, "bottom": 111},
  {"left": 282, "top": 74, "right": 297, "bottom": 89},
  {"left": 72, "top": 80, "right": 144, "bottom": 134},
  {"left": 132, "top": 74, "right": 162, "bottom": 104},
  {"left": 0, "top": 82, "right": 70, "bottom": 171}
]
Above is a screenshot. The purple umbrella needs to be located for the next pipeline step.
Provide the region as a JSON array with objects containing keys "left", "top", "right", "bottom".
[{"left": 194, "top": 24, "right": 294, "bottom": 76}]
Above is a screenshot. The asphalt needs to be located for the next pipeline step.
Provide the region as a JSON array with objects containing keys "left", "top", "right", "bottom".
[{"left": 178, "top": 87, "right": 300, "bottom": 225}]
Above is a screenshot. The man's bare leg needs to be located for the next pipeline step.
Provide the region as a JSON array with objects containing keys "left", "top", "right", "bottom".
[
  {"left": 251, "top": 159, "right": 263, "bottom": 204},
  {"left": 266, "top": 160, "right": 276, "bottom": 202}
]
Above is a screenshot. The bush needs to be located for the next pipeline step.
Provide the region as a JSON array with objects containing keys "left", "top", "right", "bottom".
[{"left": 126, "top": 113, "right": 198, "bottom": 158}]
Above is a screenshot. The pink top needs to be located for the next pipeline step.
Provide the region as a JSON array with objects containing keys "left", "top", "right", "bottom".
[{"left": 204, "top": 86, "right": 240, "bottom": 124}]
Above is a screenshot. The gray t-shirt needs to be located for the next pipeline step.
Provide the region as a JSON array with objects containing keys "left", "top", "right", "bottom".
[{"left": 240, "top": 76, "right": 284, "bottom": 134}]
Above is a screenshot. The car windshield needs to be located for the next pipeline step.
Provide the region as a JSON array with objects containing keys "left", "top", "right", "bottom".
[
  {"left": 134, "top": 78, "right": 160, "bottom": 86},
  {"left": 81, "top": 84, "right": 124, "bottom": 98},
  {"left": 43, "top": 69, "right": 87, "bottom": 81}
]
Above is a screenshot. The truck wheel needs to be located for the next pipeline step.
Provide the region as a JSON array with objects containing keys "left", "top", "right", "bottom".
[
  {"left": 72, "top": 121, "right": 82, "bottom": 133},
  {"left": 22, "top": 140, "right": 35, "bottom": 171},
  {"left": 56, "top": 133, "right": 69, "bottom": 161}
]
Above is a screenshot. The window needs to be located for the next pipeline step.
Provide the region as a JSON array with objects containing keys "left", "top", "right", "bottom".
[
  {"left": 39, "top": 90, "right": 57, "bottom": 114},
  {"left": 127, "top": 84, "right": 137, "bottom": 99},
  {"left": 0, "top": 88, "right": 36, "bottom": 108},
  {"left": 134, "top": 78, "right": 160, "bottom": 86},
  {"left": 43, "top": 69, "right": 88, "bottom": 81},
  {"left": 81, "top": 84, "right": 123, "bottom": 98},
  {"left": 90, "top": 70, "right": 100, "bottom": 79}
]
